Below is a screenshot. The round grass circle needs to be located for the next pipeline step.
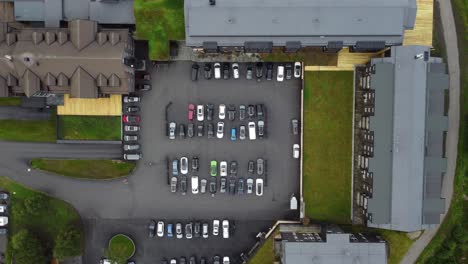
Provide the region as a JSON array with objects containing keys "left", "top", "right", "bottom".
[{"left": 108, "top": 234, "right": 135, "bottom": 259}]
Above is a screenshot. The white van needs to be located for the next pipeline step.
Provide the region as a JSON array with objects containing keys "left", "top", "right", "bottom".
[
  {"left": 124, "top": 153, "right": 142, "bottom": 161},
  {"left": 191, "top": 176, "right": 199, "bottom": 194},
  {"left": 248, "top": 122, "right": 256, "bottom": 140}
]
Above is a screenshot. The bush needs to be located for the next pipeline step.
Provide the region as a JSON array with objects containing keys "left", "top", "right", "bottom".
[
  {"left": 11, "top": 200, "right": 27, "bottom": 218},
  {"left": 24, "top": 193, "right": 48, "bottom": 215},
  {"left": 11, "top": 229, "right": 47, "bottom": 264},
  {"left": 53, "top": 226, "right": 82, "bottom": 260}
]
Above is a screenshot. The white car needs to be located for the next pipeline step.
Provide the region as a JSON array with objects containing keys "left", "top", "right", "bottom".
[
  {"left": 223, "top": 257, "right": 230, "bottom": 264},
  {"left": 157, "top": 221, "right": 164, "bottom": 237},
  {"left": 246, "top": 178, "right": 254, "bottom": 194},
  {"left": 191, "top": 176, "right": 199, "bottom": 194},
  {"left": 222, "top": 219, "right": 229, "bottom": 238},
  {"left": 168, "top": 122, "right": 176, "bottom": 139},
  {"left": 294, "top": 62, "right": 301, "bottom": 78},
  {"left": 0, "top": 216, "right": 8, "bottom": 226},
  {"left": 248, "top": 122, "right": 256, "bottom": 140},
  {"left": 170, "top": 259, "right": 177, "bottom": 264},
  {"left": 197, "top": 105, "right": 204, "bottom": 121},
  {"left": 219, "top": 104, "right": 226, "bottom": 119},
  {"left": 217, "top": 122, "right": 225, "bottom": 139},
  {"left": 213, "top": 220, "right": 220, "bottom": 236},
  {"left": 220, "top": 161, "right": 227, "bottom": 176},
  {"left": 293, "top": 144, "right": 300, "bottom": 158},
  {"left": 202, "top": 223, "right": 209, "bottom": 238},
  {"left": 125, "top": 125, "right": 140, "bottom": 132},
  {"left": 176, "top": 223, "right": 183, "bottom": 239},
  {"left": 123, "top": 96, "right": 140, "bottom": 103},
  {"left": 232, "top": 63, "right": 240, "bottom": 79},
  {"left": 214, "top": 63, "right": 221, "bottom": 79},
  {"left": 256, "top": 178, "right": 264, "bottom": 196},
  {"left": 180, "top": 157, "right": 188, "bottom": 174},
  {"left": 277, "top": 65, "right": 284, "bottom": 82}
]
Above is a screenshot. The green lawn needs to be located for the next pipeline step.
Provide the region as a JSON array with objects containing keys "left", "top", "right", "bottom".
[
  {"left": 107, "top": 234, "right": 136, "bottom": 262},
  {"left": 0, "top": 117, "right": 56, "bottom": 142},
  {"left": 58, "top": 116, "right": 121, "bottom": 140},
  {"left": 0, "top": 177, "right": 83, "bottom": 262},
  {"left": 134, "top": 0, "right": 185, "bottom": 61},
  {"left": 30, "top": 159, "right": 135, "bottom": 180},
  {"left": 0, "top": 97, "right": 21, "bottom": 106},
  {"left": 303, "top": 71, "right": 354, "bottom": 224}
]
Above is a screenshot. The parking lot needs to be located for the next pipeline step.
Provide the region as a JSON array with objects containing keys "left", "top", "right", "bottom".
[{"left": 87, "top": 61, "right": 301, "bottom": 263}]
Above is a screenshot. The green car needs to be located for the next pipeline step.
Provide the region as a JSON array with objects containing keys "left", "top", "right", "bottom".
[{"left": 210, "top": 160, "right": 218, "bottom": 176}]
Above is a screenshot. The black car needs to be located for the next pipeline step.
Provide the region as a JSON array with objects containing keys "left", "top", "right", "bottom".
[
  {"left": 191, "top": 63, "right": 199, "bottom": 81},
  {"left": 148, "top": 220, "right": 156, "bottom": 238},
  {"left": 204, "top": 63, "right": 212, "bottom": 79},
  {"left": 230, "top": 161, "right": 238, "bottom": 176},
  {"left": 255, "top": 62, "right": 263, "bottom": 81},
  {"left": 256, "top": 104, "right": 264, "bottom": 119},
  {"left": 187, "top": 123, "right": 194, "bottom": 138},
  {"left": 223, "top": 63, "right": 230, "bottom": 79},
  {"left": 180, "top": 176, "right": 188, "bottom": 195},
  {"left": 194, "top": 222, "right": 201, "bottom": 238},
  {"left": 136, "top": 83, "right": 152, "bottom": 91},
  {"left": 190, "top": 256, "right": 197, "bottom": 264},
  {"left": 266, "top": 63, "right": 273, "bottom": 80},
  {"left": 209, "top": 178, "right": 217, "bottom": 195},
  {"left": 206, "top": 123, "right": 214, "bottom": 138},
  {"left": 180, "top": 257, "right": 187, "bottom": 264},
  {"left": 228, "top": 178, "right": 236, "bottom": 195},
  {"left": 161, "top": 258, "right": 168, "bottom": 264},
  {"left": 200, "top": 257, "right": 207, "bottom": 264},
  {"left": 246, "top": 64, "right": 253, "bottom": 80},
  {"left": 285, "top": 64, "right": 293, "bottom": 80},
  {"left": 220, "top": 177, "right": 227, "bottom": 193},
  {"left": 206, "top": 104, "right": 214, "bottom": 121},
  {"left": 291, "top": 119, "right": 299, "bottom": 135},
  {"left": 126, "top": 106, "right": 140, "bottom": 113},
  {"left": 247, "top": 105, "right": 255, "bottom": 119},
  {"left": 248, "top": 160, "right": 255, "bottom": 174},
  {"left": 227, "top": 104, "right": 236, "bottom": 121},
  {"left": 197, "top": 124, "right": 204, "bottom": 137},
  {"left": 179, "top": 124, "right": 186, "bottom": 139},
  {"left": 192, "top": 156, "right": 199, "bottom": 172},
  {"left": 185, "top": 223, "right": 193, "bottom": 239},
  {"left": 237, "top": 178, "right": 245, "bottom": 195}
]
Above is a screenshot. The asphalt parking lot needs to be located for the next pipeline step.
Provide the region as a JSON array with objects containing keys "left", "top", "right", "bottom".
[{"left": 85, "top": 61, "right": 301, "bottom": 263}]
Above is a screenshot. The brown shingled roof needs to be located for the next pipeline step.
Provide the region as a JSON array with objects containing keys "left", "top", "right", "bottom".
[
  {"left": 22, "top": 69, "right": 41, "bottom": 97},
  {"left": 70, "top": 67, "right": 97, "bottom": 98},
  {"left": 69, "top": 20, "right": 97, "bottom": 50}
]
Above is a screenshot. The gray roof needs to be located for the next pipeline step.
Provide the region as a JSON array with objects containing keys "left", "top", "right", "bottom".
[
  {"left": 13, "top": 0, "right": 135, "bottom": 27},
  {"left": 367, "top": 46, "right": 448, "bottom": 232},
  {"left": 185, "top": 0, "right": 417, "bottom": 47},
  {"left": 282, "top": 233, "right": 387, "bottom": 264}
]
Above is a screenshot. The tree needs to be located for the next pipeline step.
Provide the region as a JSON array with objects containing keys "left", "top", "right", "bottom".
[
  {"left": 53, "top": 226, "right": 82, "bottom": 260},
  {"left": 11, "top": 229, "right": 47, "bottom": 264},
  {"left": 24, "top": 193, "right": 48, "bottom": 215}
]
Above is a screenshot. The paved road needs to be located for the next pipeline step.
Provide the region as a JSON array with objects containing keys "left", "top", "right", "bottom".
[
  {"left": 400, "top": 0, "right": 460, "bottom": 263},
  {"left": 0, "top": 107, "right": 51, "bottom": 120}
]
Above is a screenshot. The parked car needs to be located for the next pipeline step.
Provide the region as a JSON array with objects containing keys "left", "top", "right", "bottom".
[
  {"left": 176, "top": 223, "right": 183, "bottom": 239},
  {"left": 201, "top": 257, "right": 207, "bottom": 264},
  {"left": 180, "top": 257, "right": 187, "bottom": 264},
  {"left": 255, "top": 62, "right": 263, "bottom": 81},
  {"left": 123, "top": 153, "right": 142, "bottom": 160},
  {"left": 213, "top": 220, "right": 220, "bottom": 236},
  {"left": 0, "top": 217, "right": 8, "bottom": 226},
  {"left": 219, "top": 104, "right": 226, "bottom": 120},
  {"left": 124, "top": 135, "right": 138, "bottom": 142},
  {"left": 214, "top": 63, "right": 221, "bottom": 79},
  {"left": 194, "top": 222, "right": 201, "bottom": 238},
  {"left": 220, "top": 161, "right": 227, "bottom": 177},
  {"left": 197, "top": 105, "right": 204, "bottom": 121},
  {"left": 228, "top": 178, "right": 236, "bottom": 195},
  {"left": 187, "top": 123, "right": 194, "bottom": 138},
  {"left": 185, "top": 223, "right": 193, "bottom": 239},
  {"left": 213, "top": 256, "right": 221, "bottom": 264},
  {"left": 206, "top": 104, "right": 214, "bottom": 121},
  {"left": 232, "top": 63, "right": 240, "bottom": 79},
  {"left": 171, "top": 259, "right": 177, "bottom": 264},
  {"left": 227, "top": 104, "right": 236, "bottom": 120},
  {"left": 222, "top": 220, "right": 229, "bottom": 238},
  {"left": 291, "top": 119, "right": 299, "bottom": 135},
  {"left": 248, "top": 160, "right": 255, "bottom": 174},
  {"left": 248, "top": 122, "right": 256, "bottom": 140},
  {"left": 220, "top": 177, "right": 227, "bottom": 193},
  {"left": 124, "top": 144, "right": 140, "bottom": 151},
  {"left": 180, "top": 157, "right": 188, "bottom": 174},
  {"left": 239, "top": 105, "right": 246, "bottom": 120},
  {"left": 285, "top": 64, "right": 293, "bottom": 80},
  {"left": 208, "top": 123, "right": 214, "bottom": 138},
  {"left": 223, "top": 257, "right": 230, "bottom": 264},
  {"left": 266, "top": 63, "right": 273, "bottom": 80},
  {"left": 191, "top": 156, "right": 199, "bottom": 172},
  {"left": 190, "top": 256, "right": 197, "bottom": 264},
  {"left": 200, "top": 178, "right": 207, "bottom": 193},
  {"left": 172, "top": 159, "right": 179, "bottom": 176},
  {"left": 125, "top": 125, "right": 140, "bottom": 132},
  {"left": 217, "top": 122, "right": 225, "bottom": 139},
  {"left": 247, "top": 178, "right": 254, "bottom": 194},
  {"left": 210, "top": 160, "right": 218, "bottom": 176},
  {"left": 126, "top": 106, "right": 140, "bottom": 113},
  {"left": 256, "top": 178, "right": 264, "bottom": 196},
  {"left": 204, "top": 63, "right": 212, "bottom": 79},
  {"left": 0, "top": 228, "right": 7, "bottom": 235},
  {"left": 230, "top": 127, "right": 237, "bottom": 141},
  {"left": 123, "top": 115, "right": 141, "bottom": 123},
  {"left": 202, "top": 223, "right": 209, "bottom": 238},
  {"left": 136, "top": 83, "right": 151, "bottom": 91},
  {"left": 256, "top": 104, "right": 264, "bottom": 119},
  {"left": 258, "top": 120, "right": 265, "bottom": 139},
  {"left": 247, "top": 105, "right": 255, "bottom": 119},
  {"left": 123, "top": 96, "right": 140, "bottom": 103},
  {"left": 294, "top": 61, "right": 301, "bottom": 78},
  {"left": 191, "top": 176, "right": 199, "bottom": 194},
  {"left": 293, "top": 144, "right": 300, "bottom": 158},
  {"left": 246, "top": 64, "right": 253, "bottom": 80},
  {"left": 168, "top": 122, "right": 176, "bottom": 139},
  {"left": 230, "top": 161, "right": 238, "bottom": 176},
  {"left": 167, "top": 223, "right": 173, "bottom": 238},
  {"left": 191, "top": 63, "right": 199, "bottom": 81},
  {"left": 157, "top": 221, "right": 164, "bottom": 237},
  {"left": 209, "top": 177, "right": 217, "bottom": 195},
  {"left": 180, "top": 176, "right": 188, "bottom": 195},
  {"left": 277, "top": 65, "right": 284, "bottom": 82},
  {"left": 148, "top": 220, "right": 156, "bottom": 238},
  {"left": 170, "top": 177, "right": 178, "bottom": 193},
  {"left": 223, "top": 63, "right": 230, "bottom": 79},
  {"left": 237, "top": 178, "right": 245, "bottom": 195},
  {"left": 257, "top": 158, "right": 264, "bottom": 175},
  {"left": 197, "top": 124, "right": 204, "bottom": 137},
  {"left": 188, "top": 104, "right": 195, "bottom": 121},
  {"left": 179, "top": 124, "right": 186, "bottom": 139},
  {"left": 239, "top": 125, "right": 246, "bottom": 140}
]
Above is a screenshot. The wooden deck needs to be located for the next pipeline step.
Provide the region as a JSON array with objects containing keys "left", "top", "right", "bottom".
[{"left": 57, "top": 94, "right": 122, "bottom": 116}]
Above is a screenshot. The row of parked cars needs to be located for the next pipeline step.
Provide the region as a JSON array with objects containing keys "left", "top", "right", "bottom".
[
  {"left": 191, "top": 62, "right": 302, "bottom": 82},
  {"left": 171, "top": 175, "right": 264, "bottom": 196},
  {"left": 168, "top": 121, "right": 265, "bottom": 141},
  {"left": 188, "top": 104, "right": 265, "bottom": 122},
  {"left": 149, "top": 219, "right": 231, "bottom": 239},
  {"left": 0, "top": 192, "right": 9, "bottom": 235},
  {"left": 170, "top": 158, "right": 266, "bottom": 177},
  {"left": 122, "top": 96, "right": 143, "bottom": 161},
  {"left": 162, "top": 256, "right": 230, "bottom": 264}
]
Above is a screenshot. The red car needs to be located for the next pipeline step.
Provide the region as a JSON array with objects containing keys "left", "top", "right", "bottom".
[
  {"left": 188, "top": 104, "right": 195, "bottom": 121},
  {"left": 123, "top": 115, "right": 141, "bottom": 123}
]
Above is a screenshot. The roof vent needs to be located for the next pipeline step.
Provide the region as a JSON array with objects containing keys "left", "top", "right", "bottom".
[
  {"left": 57, "top": 31, "right": 68, "bottom": 45},
  {"left": 209, "top": 0, "right": 215, "bottom": 6},
  {"left": 109, "top": 32, "right": 120, "bottom": 46},
  {"left": 45, "top": 32, "right": 56, "bottom": 45},
  {"left": 57, "top": 73, "right": 69, "bottom": 86},
  {"left": 6, "top": 33, "right": 16, "bottom": 46},
  {"left": 45, "top": 73, "right": 57, "bottom": 86},
  {"left": 97, "top": 32, "right": 108, "bottom": 46}
]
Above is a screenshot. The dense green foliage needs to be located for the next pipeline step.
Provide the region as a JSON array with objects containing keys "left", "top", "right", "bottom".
[
  {"left": 53, "top": 226, "right": 83, "bottom": 260},
  {"left": 11, "top": 229, "right": 47, "bottom": 264}
]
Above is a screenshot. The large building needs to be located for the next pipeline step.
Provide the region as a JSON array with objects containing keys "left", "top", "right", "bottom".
[
  {"left": 184, "top": 0, "right": 417, "bottom": 53},
  {"left": 7, "top": 0, "right": 134, "bottom": 27},
  {"left": 0, "top": 19, "right": 135, "bottom": 99},
  {"left": 356, "top": 46, "right": 448, "bottom": 232}
]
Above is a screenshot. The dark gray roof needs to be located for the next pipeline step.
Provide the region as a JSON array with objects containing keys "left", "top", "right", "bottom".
[
  {"left": 367, "top": 46, "right": 448, "bottom": 232},
  {"left": 185, "top": 0, "right": 417, "bottom": 47},
  {"left": 282, "top": 233, "right": 387, "bottom": 264}
]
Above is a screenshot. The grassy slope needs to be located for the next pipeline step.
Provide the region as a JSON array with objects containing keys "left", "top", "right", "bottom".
[
  {"left": 58, "top": 116, "right": 121, "bottom": 140},
  {"left": 30, "top": 159, "right": 135, "bottom": 180},
  {"left": 303, "top": 71, "right": 353, "bottom": 224},
  {"left": 416, "top": 0, "right": 468, "bottom": 262},
  {"left": 0, "top": 177, "right": 83, "bottom": 262},
  {"left": 134, "top": 0, "right": 185, "bottom": 61},
  {"left": 0, "top": 97, "right": 21, "bottom": 106},
  {"left": 249, "top": 231, "right": 278, "bottom": 264},
  {"left": 0, "top": 109, "right": 56, "bottom": 142}
]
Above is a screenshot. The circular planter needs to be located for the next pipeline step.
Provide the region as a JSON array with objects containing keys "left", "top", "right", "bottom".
[{"left": 108, "top": 234, "right": 136, "bottom": 260}]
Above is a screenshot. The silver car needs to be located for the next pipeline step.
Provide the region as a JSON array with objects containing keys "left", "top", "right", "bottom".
[
  {"left": 200, "top": 179, "right": 207, "bottom": 193},
  {"left": 239, "top": 125, "right": 246, "bottom": 140},
  {"left": 124, "top": 135, "right": 138, "bottom": 141},
  {"left": 169, "top": 122, "right": 176, "bottom": 139},
  {"left": 123, "top": 144, "right": 140, "bottom": 151},
  {"left": 257, "top": 158, "right": 264, "bottom": 175},
  {"left": 170, "top": 177, "right": 178, "bottom": 193},
  {"left": 124, "top": 125, "right": 140, "bottom": 132}
]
